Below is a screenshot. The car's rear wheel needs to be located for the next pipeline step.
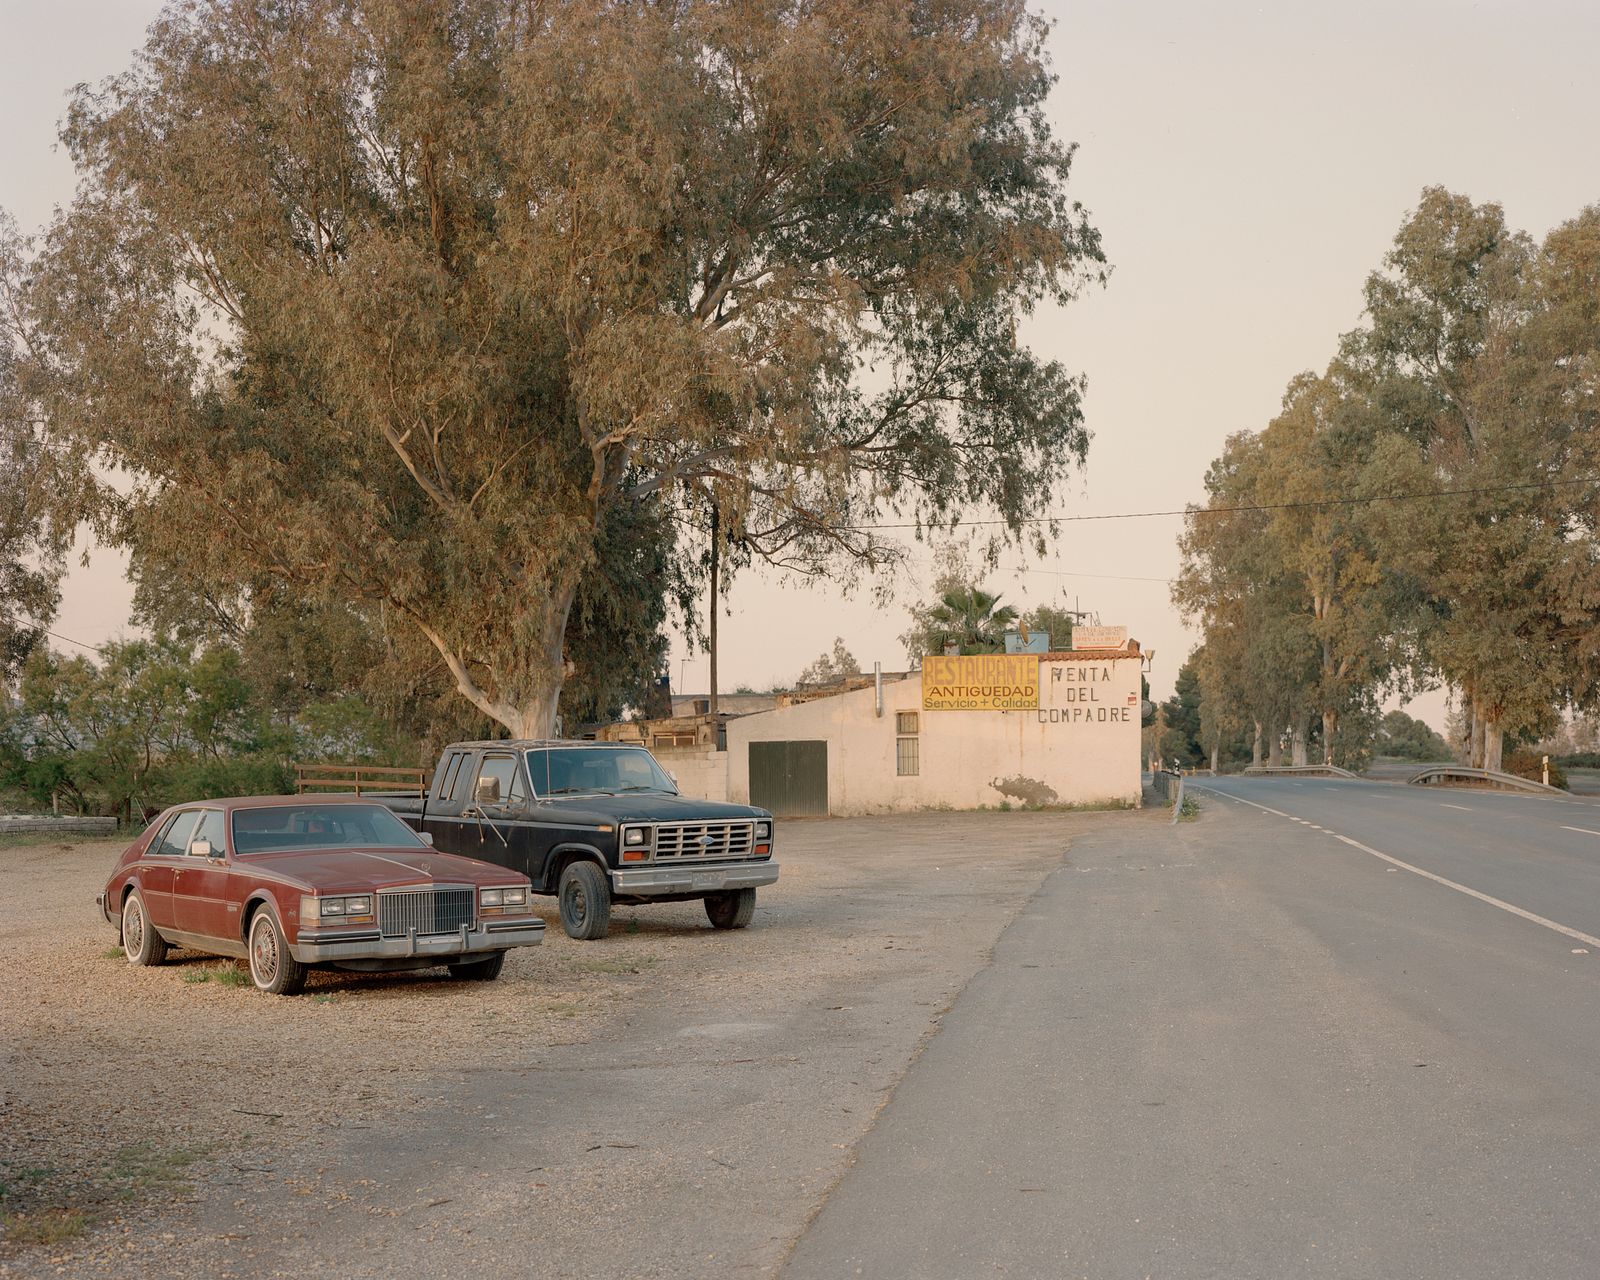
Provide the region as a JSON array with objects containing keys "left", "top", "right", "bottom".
[
  {"left": 558, "top": 862, "right": 611, "bottom": 940},
  {"left": 122, "top": 891, "right": 168, "bottom": 966},
  {"left": 248, "top": 909, "right": 307, "bottom": 995},
  {"left": 704, "top": 887, "right": 757, "bottom": 930},
  {"left": 448, "top": 952, "right": 506, "bottom": 982}
]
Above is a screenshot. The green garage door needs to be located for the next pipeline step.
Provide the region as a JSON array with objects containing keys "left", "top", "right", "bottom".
[{"left": 748, "top": 741, "right": 829, "bottom": 817}]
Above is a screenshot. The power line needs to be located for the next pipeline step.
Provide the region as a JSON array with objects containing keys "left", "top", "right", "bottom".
[
  {"left": 849, "top": 474, "right": 1600, "bottom": 531},
  {"left": 44, "top": 629, "right": 105, "bottom": 655},
  {"left": 1008, "top": 566, "right": 1174, "bottom": 585}
]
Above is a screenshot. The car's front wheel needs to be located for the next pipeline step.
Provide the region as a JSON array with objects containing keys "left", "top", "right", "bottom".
[
  {"left": 248, "top": 909, "right": 307, "bottom": 995},
  {"left": 704, "top": 887, "right": 757, "bottom": 930},
  {"left": 448, "top": 952, "right": 506, "bottom": 982},
  {"left": 121, "top": 890, "right": 169, "bottom": 966},
  {"left": 558, "top": 862, "right": 611, "bottom": 940}
]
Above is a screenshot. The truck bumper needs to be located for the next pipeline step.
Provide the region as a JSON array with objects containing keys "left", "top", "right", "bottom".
[
  {"left": 291, "top": 918, "right": 546, "bottom": 963},
  {"left": 611, "top": 860, "right": 779, "bottom": 896}
]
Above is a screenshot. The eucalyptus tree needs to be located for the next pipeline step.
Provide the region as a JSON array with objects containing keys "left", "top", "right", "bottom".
[
  {"left": 1174, "top": 430, "right": 1318, "bottom": 766},
  {"left": 12, "top": 0, "right": 1104, "bottom": 737},
  {"left": 0, "top": 220, "right": 66, "bottom": 686},
  {"left": 1359, "top": 190, "right": 1600, "bottom": 769}
]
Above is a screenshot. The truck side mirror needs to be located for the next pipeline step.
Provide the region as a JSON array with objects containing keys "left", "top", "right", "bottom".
[{"left": 475, "top": 775, "right": 502, "bottom": 805}]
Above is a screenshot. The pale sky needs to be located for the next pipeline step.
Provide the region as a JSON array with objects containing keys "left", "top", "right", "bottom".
[{"left": 4, "top": 0, "right": 1598, "bottom": 727}]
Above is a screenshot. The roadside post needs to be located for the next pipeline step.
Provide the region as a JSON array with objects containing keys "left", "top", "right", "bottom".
[{"left": 1544, "top": 755, "right": 1550, "bottom": 787}]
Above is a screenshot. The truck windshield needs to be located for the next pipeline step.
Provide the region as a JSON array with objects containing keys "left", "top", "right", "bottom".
[
  {"left": 524, "top": 747, "right": 677, "bottom": 797},
  {"left": 231, "top": 804, "right": 427, "bottom": 855}
]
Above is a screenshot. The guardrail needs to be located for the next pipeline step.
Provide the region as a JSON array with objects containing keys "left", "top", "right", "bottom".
[
  {"left": 1407, "top": 765, "right": 1565, "bottom": 795},
  {"left": 1243, "top": 765, "right": 1359, "bottom": 780},
  {"left": 294, "top": 763, "right": 428, "bottom": 797}
]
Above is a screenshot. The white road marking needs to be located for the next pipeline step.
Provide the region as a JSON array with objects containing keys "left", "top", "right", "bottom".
[
  {"left": 1198, "top": 786, "right": 1600, "bottom": 951},
  {"left": 1560, "top": 826, "right": 1600, "bottom": 838},
  {"left": 1441, "top": 803, "right": 1473, "bottom": 812}
]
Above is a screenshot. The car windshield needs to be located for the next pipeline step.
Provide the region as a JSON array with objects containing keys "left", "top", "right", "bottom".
[
  {"left": 524, "top": 747, "right": 677, "bottom": 797},
  {"left": 230, "top": 804, "right": 428, "bottom": 856}
]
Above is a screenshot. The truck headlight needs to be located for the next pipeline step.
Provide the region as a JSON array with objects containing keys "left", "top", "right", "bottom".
[
  {"left": 755, "top": 821, "right": 772, "bottom": 840},
  {"left": 622, "top": 826, "right": 650, "bottom": 847}
]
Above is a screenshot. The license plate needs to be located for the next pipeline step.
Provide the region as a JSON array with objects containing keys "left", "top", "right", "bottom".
[
  {"left": 692, "top": 875, "right": 724, "bottom": 891},
  {"left": 418, "top": 934, "right": 456, "bottom": 947}
]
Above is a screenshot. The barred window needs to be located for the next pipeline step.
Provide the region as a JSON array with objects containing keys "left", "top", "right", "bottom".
[
  {"left": 896, "top": 736, "right": 920, "bottom": 777},
  {"left": 896, "top": 711, "right": 919, "bottom": 735}
]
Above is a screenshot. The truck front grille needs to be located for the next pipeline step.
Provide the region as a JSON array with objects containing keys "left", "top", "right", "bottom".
[
  {"left": 652, "top": 822, "right": 754, "bottom": 861},
  {"left": 379, "top": 887, "right": 474, "bottom": 937}
]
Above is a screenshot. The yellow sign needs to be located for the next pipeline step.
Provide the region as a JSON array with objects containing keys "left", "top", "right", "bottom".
[{"left": 921, "top": 654, "right": 1040, "bottom": 711}]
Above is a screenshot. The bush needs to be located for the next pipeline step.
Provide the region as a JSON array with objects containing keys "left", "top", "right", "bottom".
[{"left": 1504, "top": 749, "right": 1567, "bottom": 790}]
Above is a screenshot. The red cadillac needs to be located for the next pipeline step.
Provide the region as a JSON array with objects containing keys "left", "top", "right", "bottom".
[{"left": 97, "top": 796, "right": 546, "bottom": 994}]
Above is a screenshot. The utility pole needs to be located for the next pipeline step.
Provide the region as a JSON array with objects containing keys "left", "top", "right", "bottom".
[{"left": 708, "top": 503, "right": 719, "bottom": 719}]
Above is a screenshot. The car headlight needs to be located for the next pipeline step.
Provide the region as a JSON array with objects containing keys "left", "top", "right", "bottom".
[
  {"left": 301, "top": 894, "right": 375, "bottom": 924},
  {"left": 480, "top": 885, "right": 529, "bottom": 914},
  {"left": 755, "top": 821, "right": 772, "bottom": 840},
  {"left": 622, "top": 826, "right": 650, "bottom": 847}
]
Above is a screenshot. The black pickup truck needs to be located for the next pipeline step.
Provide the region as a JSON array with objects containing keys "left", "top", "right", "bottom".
[{"left": 381, "top": 740, "right": 777, "bottom": 940}]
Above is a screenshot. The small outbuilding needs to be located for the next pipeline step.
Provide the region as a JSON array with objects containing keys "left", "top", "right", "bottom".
[{"left": 723, "top": 640, "right": 1145, "bottom": 817}]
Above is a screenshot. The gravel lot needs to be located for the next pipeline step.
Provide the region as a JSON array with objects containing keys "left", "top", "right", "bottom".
[{"left": 0, "top": 808, "right": 1151, "bottom": 1277}]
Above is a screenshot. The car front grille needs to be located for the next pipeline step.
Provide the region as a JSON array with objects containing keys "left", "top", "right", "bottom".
[
  {"left": 379, "top": 886, "right": 474, "bottom": 937},
  {"left": 652, "top": 822, "right": 755, "bottom": 861}
]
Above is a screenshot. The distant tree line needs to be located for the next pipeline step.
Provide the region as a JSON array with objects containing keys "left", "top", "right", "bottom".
[{"left": 1172, "top": 188, "right": 1600, "bottom": 776}]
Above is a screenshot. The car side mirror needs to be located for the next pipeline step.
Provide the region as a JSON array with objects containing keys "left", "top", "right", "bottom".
[
  {"left": 189, "top": 838, "right": 213, "bottom": 859},
  {"left": 417, "top": 831, "right": 435, "bottom": 846},
  {"left": 475, "top": 776, "right": 502, "bottom": 805}
]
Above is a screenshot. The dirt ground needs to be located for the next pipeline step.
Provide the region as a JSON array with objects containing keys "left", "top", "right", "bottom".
[{"left": 0, "top": 808, "right": 1154, "bottom": 1277}]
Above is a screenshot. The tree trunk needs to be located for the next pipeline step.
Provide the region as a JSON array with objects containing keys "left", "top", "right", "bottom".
[
  {"left": 1483, "top": 717, "right": 1504, "bottom": 773},
  {"left": 1251, "top": 722, "right": 1263, "bottom": 769},
  {"left": 1267, "top": 727, "right": 1284, "bottom": 767},
  {"left": 411, "top": 578, "right": 578, "bottom": 740},
  {"left": 1470, "top": 700, "right": 1486, "bottom": 769},
  {"left": 1291, "top": 715, "right": 1309, "bottom": 767},
  {"left": 1210, "top": 743, "right": 1219, "bottom": 773},
  {"left": 1322, "top": 708, "right": 1338, "bottom": 766}
]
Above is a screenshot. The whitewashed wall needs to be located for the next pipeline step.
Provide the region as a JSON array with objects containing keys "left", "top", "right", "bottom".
[
  {"left": 724, "top": 655, "right": 1143, "bottom": 814},
  {"left": 652, "top": 745, "right": 729, "bottom": 803}
]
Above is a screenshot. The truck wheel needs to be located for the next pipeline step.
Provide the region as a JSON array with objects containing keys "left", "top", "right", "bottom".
[
  {"left": 558, "top": 862, "right": 611, "bottom": 940},
  {"left": 448, "top": 952, "right": 505, "bottom": 982},
  {"left": 705, "top": 888, "right": 756, "bottom": 930}
]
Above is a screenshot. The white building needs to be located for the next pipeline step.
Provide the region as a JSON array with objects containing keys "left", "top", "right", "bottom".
[{"left": 721, "top": 643, "right": 1145, "bottom": 816}]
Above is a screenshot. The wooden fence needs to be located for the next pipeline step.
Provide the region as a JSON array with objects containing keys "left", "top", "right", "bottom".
[{"left": 293, "top": 763, "right": 429, "bottom": 797}]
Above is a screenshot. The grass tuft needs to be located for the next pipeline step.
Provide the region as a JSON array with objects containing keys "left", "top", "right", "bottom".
[{"left": 1, "top": 1208, "right": 92, "bottom": 1246}]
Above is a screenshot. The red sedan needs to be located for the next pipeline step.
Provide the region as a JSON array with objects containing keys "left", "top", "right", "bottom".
[{"left": 97, "top": 796, "right": 545, "bottom": 994}]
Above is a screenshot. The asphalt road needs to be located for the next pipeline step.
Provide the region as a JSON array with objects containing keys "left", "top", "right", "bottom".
[{"left": 783, "top": 777, "right": 1600, "bottom": 1279}]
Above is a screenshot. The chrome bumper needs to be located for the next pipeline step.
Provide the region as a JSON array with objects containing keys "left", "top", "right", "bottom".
[
  {"left": 291, "top": 918, "right": 546, "bottom": 963},
  {"left": 611, "top": 860, "right": 779, "bottom": 896}
]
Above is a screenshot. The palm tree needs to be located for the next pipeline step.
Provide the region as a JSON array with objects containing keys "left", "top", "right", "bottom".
[{"left": 927, "top": 586, "right": 1019, "bottom": 654}]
